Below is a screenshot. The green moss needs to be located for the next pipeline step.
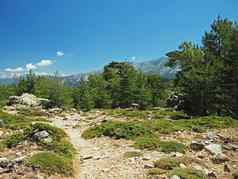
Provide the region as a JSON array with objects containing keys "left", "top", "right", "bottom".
[
  {"left": 169, "top": 168, "right": 205, "bottom": 179},
  {"left": 123, "top": 151, "right": 143, "bottom": 158},
  {"left": 147, "top": 168, "right": 167, "bottom": 175},
  {"left": 154, "top": 158, "right": 180, "bottom": 170},
  {"left": 233, "top": 170, "right": 238, "bottom": 179},
  {"left": 158, "top": 141, "right": 186, "bottom": 153},
  {"left": 27, "top": 152, "right": 73, "bottom": 176}
]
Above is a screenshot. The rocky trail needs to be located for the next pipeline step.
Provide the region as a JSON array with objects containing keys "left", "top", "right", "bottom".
[{"left": 51, "top": 114, "right": 148, "bottom": 179}]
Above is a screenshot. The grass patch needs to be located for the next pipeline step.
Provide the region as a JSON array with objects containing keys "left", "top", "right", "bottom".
[
  {"left": 233, "top": 170, "right": 238, "bottom": 179},
  {"left": 27, "top": 152, "right": 73, "bottom": 176},
  {"left": 134, "top": 137, "right": 185, "bottom": 153},
  {"left": 3, "top": 132, "right": 26, "bottom": 148},
  {"left": 158, "top": 141, "right": 186, "bottom": 153},
  {"left": 82, "top": 120, "right": 153, "bottom": 140},
  {"left": 123, "top": 151, "right": 143, "bottom": 158},
  {"left": 154, "top": 157, "right": 180, "bottom": 170},
  {"left": 0, "top": 111, "right": 47, "bottom": 130},
  {"left": 169, "top": 168, "right": 205, "bottom": 179},
  {"left": 147, "top": 168, "right": 167, "bottom": 175},
  {"left": 133, "top": 136, "right": 160, "bottom": 150}
]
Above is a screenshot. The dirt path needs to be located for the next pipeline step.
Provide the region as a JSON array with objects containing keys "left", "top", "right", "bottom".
[{"left": 51, "top": 114, "right": 148, "bottom": 179}]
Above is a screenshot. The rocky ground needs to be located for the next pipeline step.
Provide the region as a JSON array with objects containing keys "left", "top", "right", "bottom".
[
  {"left": 51, "top": 111, "right": 238, "bottom": 179},
  {"left": 0, "top": 94, "right": 238, "bottom": 179}
]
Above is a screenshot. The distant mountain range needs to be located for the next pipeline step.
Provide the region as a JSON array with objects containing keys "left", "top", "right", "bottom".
[
  {"left": 135, "top": 57, "right": 178, "bottom": 79},
  {"left": 0, "top": 57, "right": 177, "bottom": 85}
]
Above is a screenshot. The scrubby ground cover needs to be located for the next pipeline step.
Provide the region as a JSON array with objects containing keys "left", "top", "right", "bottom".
[{"left": 0, "top": 110, "right": 76, "bottom": 178}]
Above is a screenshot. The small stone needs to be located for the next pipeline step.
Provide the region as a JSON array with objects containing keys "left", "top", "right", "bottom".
[
  {"left": 179, "top": 163, "right": 186, "bottom": 168},
  {"left": 33, "top": 131, "right": 50, "bottom": 141},
  {"left": 0, "top": 157, "right": 10, "bottom": 168},
  {"left": 212, "top": 153, "right": 229, "bottom": 164},
  {"left": 82, "top": 155, "right": 93, "bottom": 160},
  {"left": 224, "top": 163, "right": 231, "bottom": 172},
  {"left": 170, "top": 175, "right": 181, "bottom": 179},
  {"left": 205, "top": 144, "right": 222, "bottom": 155},
  {"left": 142, "top": 156, "right": 151, "bottom": 161},
  {"left": 144, "top": 163, "right": 154, "bottom": 169},
  {"left": 190, "top": 141, "right": 204, "bottom": 151},
  {"left": 13, "top": 156, "right": 25, "bottom": 164},
  {"left": 207, "top": 171, "right": 217, "bottom": 179}
]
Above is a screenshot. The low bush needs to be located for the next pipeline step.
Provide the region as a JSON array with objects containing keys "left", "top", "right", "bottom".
[
  {"left": 27, "top": 152, "right": 73, "bottom": 176},
  {"left": 3, "top": 132, "right": 26, "bottom": 148},
  {"left": 147, "top": 168, "right": 166, "bottom": 175},
  {"left": 158, "top": 141, "right": 186, "bottom": 153},
  {"left": 123, "top": 151, "right": 143, "bottom": 158},
  {"left": 154, "top": 157, "right": 180, "bottom": 170},
  {"left": 133, "top": 136, "right": 160, "bottom": 150},
  {"left": 82, "top": 120, "right": 152, "bottom": 140},
  {"left": 169, "top": 168, "right": 205, "bottom": 179}
]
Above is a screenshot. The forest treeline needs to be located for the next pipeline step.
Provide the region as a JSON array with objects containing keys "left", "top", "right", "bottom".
[{"left": 0, "top": 17, "right": 237, "bottom": 117}]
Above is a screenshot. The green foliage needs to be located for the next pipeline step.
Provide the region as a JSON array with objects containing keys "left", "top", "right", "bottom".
[
  {"left": 3, "top": 132, "right": 26, "bottom": 148},
  {"left": 123, "top": 151, "right": 143, "bottom": 158},
  {"left": 25, "top": 123, "right": 67, "bottom": 141},
  {"left": 154, "top": 158, "right": 180, "bottom": 170},
  {"left": 158, "top": 141, "right": 186, "bottom": 153},
  {"left": 133, "top": 136, "right": 160, "bottom": 150},
  {"left": 41, "top": 139, "right": 76, "bottom": 159},
  {"left": 27, "top": 152, "right": 73, "bottom": 176},
  {"left": 169, "top": 168, "right": 205, "bottom": 179},
  {"left": 233, "top": 170, "right": 238, "bottom": 179},
  {"left": 0, "top": 85, "right": 16, "bottom": 106},
  {"left": 147, "top": 168, "right": 167, "bottom": 175},
  {"left": 167, "top": 17, "right": 238, "bottom": 117},
  {"left": 0, "top": 111, "right": 47, "bottom": 129},
  {"left": 82, "top": 120, "right": 153, "bottom": 140}
]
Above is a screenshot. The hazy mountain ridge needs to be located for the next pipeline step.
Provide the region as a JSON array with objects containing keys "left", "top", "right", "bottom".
[{"left": 0, "top": 57, "right": 176, "bottom": 85}]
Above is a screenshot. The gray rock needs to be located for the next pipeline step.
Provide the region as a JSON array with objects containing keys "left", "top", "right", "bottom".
[
  {"left": 190, "top": 141, "right": 204, "bottom": 151},
  {"left": 33, "top": 131, "right": 50, "bottom": 141},
  {"left": 13, "top": 156, "right": 25, "bottom": 164},
  {"left": 0, "top": 157, "right": 10, "bottom": 168},
  {"left": 224, "top": 163, "right": 231, "bottom": 172},
  {"left": 212, "top": 153, "right": 229, "bottom": 164},
  {"left": 224, "top": 143, "right": 238, "bottom": 151},
  {"left": 170, "top": 175, "right": 181, "bottom": 179},
  {"left": 205, "top": 144, "right": 222, "bottom": 155},
  {"left": 144, "top": 163, "right": 154, "bottom": 169}
]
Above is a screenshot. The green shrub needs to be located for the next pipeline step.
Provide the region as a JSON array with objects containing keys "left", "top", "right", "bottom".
[
  {"left": 233, "top": 170, "right": 238, "bottom": 179},
  {"left": 82, "top": 120, "right": 152, "bottom": 140},
  {"left": 147, "top": 168, "right": 166, "bottom": 175},
  {"left": 169, "top": 168, "right": 205, "bottom": 179},
  {"left": 27, "top": 152, "right": 73, "bottom": 176},
  {"left": 41, "top": 139, "right": 76, "bottom": 159},
  {"left": 158, "top": 141, "right": 186, "bottom": 153},
  {"left": 154, "top": 157, "right": 180, "bottom": 170},
  {"left": 25, "top": 123, "right": 67, "bottom": 140},
  {"left": 3, "top": 132, "right": 26, "bottom": 148},
  {"left": 133, "top": 136, "right": 160, "bottom": 150},
  {"left": 123, "top": 151, "right": 143, "bottom": 158}
]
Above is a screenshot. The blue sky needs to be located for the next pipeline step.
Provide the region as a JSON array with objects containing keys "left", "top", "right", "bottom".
[{"left": 0, "top": 0, "right": 237, "bottom": 77}]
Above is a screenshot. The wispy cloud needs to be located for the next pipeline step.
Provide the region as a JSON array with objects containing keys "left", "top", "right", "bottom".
[
  {"left": 36, "top": 59, "right": 53, "bottom": 67},
  {"left": 57, "top": 51, "right": 64, "bottom": 57},
  {"left": 5, "top": 67, "right": 24, "bottom": 72},
  {"left": 26, "top": 63, "right": 37, "bottom": 71}
]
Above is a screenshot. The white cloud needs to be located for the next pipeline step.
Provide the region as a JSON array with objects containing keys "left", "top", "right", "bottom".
[
  {"left": 36, "top": 59, "right": 53, "bottom": 67},
  {"left": 57, "top": 51, "right": 64, "bottom": 57},
  {"left": 26, "top": 63, "right": 37, "bottom": 71},
  {"left": 5, "top": 67, "right": 24, "bottom": 72},
  {"left": 131, "top": 56, "right": 136, "bottom": 61}
]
